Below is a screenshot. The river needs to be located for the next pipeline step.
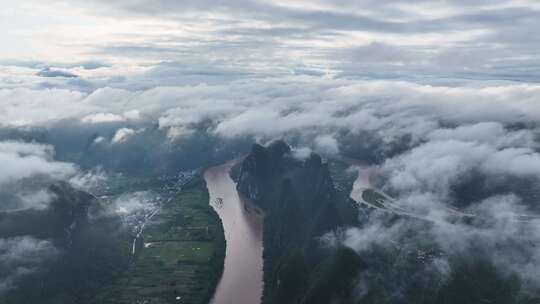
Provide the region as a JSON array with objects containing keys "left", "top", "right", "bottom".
[{"left": 204, "top": 161, "right": 264, "bottom": 304}]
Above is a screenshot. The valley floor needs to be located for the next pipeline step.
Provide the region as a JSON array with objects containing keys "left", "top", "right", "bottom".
[{"left": 93, "top": 177, "right": 225, "bottom": 304}]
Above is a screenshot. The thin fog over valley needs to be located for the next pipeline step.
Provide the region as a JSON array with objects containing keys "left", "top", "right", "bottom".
[{"left": 2, "top": 1, "right": 540, "bottom": 304}]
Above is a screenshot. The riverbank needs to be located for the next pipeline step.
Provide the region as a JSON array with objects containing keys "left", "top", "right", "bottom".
[{"left": 93, "top": 176, "right": 225, "bottom": 304}]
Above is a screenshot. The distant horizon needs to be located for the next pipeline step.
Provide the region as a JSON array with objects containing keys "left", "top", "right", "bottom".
[{"left": 1, "top": 0, "right": 540, "bottom": 89}]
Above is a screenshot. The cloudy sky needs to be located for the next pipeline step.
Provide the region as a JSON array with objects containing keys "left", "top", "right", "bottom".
[
  {"left": 2, "top": 0, "right": 540, "bottom": 205},
  {"left": 2, "top": 0, "right": 540, "bottom": 88},
  {"left": 2, "top": 1, "right": 540, "bottom": 207}
]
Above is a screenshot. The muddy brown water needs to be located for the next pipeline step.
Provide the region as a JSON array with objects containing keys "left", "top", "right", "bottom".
[{"left": 204, "top": 161, "right": 264, "bottom": 304}]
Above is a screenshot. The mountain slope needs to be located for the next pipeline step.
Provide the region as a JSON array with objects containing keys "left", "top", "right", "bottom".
[
  {"left": 0, "top": 183, "right": 130, "bottom": 304},
  {"left": 236, "top": 141, "right": 363, "bottom": 304}
]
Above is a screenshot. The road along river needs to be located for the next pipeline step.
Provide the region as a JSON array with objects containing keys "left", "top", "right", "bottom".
[
  {"left": 204, "top": 161, "right": 264, "bottom": 304},
  {"left": 348, "top": 163, "right": 538, "bottom": 222}
]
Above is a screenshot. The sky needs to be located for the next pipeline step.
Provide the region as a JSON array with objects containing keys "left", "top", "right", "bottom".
[{"left": 1, "top": 0, "right": 540, "bottom": 87}]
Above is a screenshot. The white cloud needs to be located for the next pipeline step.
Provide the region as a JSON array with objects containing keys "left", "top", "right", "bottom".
[
  {"left": 483, "top": 147, "right": 540, "bottom": 177},
  {"left": 2, "top": 80, "right": 540, "bottom": 144},
  {"left": 122, "top": 109, "right": 141, "bottom": 120},
  {"left": 111, "top": 128, "right": 136, "bottom": 144},
  {"left": 69, "top": 167, "right": 108, "bottom": 193},
  {"left": 2, "top": 0, "right": 540, "bottom": 87},
  {"left": 93, "top": 136, "right": 106, "bottom": 144},
  {"left": 426, "top": 122, "right": 536, "bottom": 149},
  {"left": 81, "top": 112, "right": 125, "bottom": 124},
  {"left": 113, "top": 191, "right": 157, "bottom": 215},
  {"left": 292, "top": 146, "right": 312, "bottom": 160},
  {"left": 0, "top": 236, "right": 59, "bottom": 294},
  {"left": 0, "top": 88, "right": 88, "bottom": 127},
  {"left": 0, "top": 141, "right": 76, "bottom": 185},
  {"left": 314, "top": 135, "right": 340, "bottom": 156},
  {"left": 381, "top": 139, "right": 540, "bottom": 204},
  {"left": 0, "top": 141, "right": 77, "bottom": 211}
]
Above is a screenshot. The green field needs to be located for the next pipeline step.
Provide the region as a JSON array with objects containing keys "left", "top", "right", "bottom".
[{"left": 93, "top": 177, "right": 225, "bottom": 304}]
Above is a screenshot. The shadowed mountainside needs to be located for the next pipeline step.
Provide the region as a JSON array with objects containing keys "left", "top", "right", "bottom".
[
  {"left": 0, "top": 183, "right": 130, "bottom": 304},
  {"left": 236, "top": 140, "right": 364, "bottom": 304}
]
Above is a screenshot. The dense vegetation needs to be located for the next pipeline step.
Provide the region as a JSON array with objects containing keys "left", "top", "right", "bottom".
[
  {"left": 93, "top": 176, "right": 225, "bottom": 304},
  {"left": 1, "top": 175, "right": 225, "bottom": 304},
  {"left": 236, "top": 141, "right": 364, "bottom": 304},
  {"left": 0, "top": 183, "right": 131, "bottom": 304}
]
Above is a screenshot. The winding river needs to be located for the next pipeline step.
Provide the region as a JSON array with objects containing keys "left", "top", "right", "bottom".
[{"left": 204, "top": 161, "right": 264, "bottom": 304}]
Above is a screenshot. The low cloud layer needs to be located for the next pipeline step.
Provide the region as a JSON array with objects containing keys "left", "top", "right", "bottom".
[
  {"left": 0, "top": 141, "right": 75, "bottom": 185},
  {"left": 0, "top": 237, "right": 59, "bottom": 294},
  {"left": 0, "top": 141, "right": 77, "bottom": 211},
  {"left": 3, "top": 79, "right": 540, "bottom": 138}
]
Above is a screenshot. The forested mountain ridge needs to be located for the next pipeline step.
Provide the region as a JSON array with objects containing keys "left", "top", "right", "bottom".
[
  {"left": 0, "top": 183, "right": 130, "bottom": 304},
  {"left": 236, "top": 141, "right": 364, "bottom": 304}
]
